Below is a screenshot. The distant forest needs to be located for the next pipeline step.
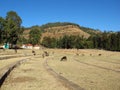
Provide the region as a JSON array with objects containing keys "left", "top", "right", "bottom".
[{"left": 41, "top": 31, "right": 120, "bottom": 51}]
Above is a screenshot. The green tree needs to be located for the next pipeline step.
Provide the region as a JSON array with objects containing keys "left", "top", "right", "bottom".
[
  {"left": 0, "top": 17, "right": 6, "bottom": 44},
  {"left": 110, "top": 33, "right": 117, "bottom": 51},
  {"left": 87, "top": 36, "right": 94, "bottom": 48},
  {"left": 6, "top": 11, "right": 22, "bottom": 27},
  {"left": 92, "top": 35, "right": 101, "bottom": 49},
  {"left": 29, "top": 28, "right": 41, "bottom": 46},
  {"left": 4, "top": 11, "right": 23, "bottom": 45},
  {"left": 42, "top": 37, "right": 57, "bottom": 48},
  {"left": 73, "top": 36, "right": 84, "bottom": 49},
  {"left": 60, "top": 35, "right": 70, "bottom": 49},
  {"left": 100, "top": 32, "right": 108, "bottom": 49},
  {"left": 117, "top": 32, "right": 120, "bottom": 51}
]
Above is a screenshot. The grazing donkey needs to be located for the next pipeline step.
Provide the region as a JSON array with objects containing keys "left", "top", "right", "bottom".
[
  {"left": 44, "top": 51, "right": 49, "bottom": 56},
  {"left": 60, "top": 56, "right": 67, "bottom": 61},
  {"left": 42, "top": 51, "right": 49, "bottom": 58},
  {"left": 32, "top": 50, "right": 36, "bottom": 56},
  {"left": 98, "top": 54, "right": 102, "bottom": 56}
]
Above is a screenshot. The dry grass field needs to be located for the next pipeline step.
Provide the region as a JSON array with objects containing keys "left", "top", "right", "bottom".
[
  {"left": 48, "top": 49, "right": 120, "bottom": 90},
  {"left": 0, "top": 49, "right": 120, "bottom": 90}
]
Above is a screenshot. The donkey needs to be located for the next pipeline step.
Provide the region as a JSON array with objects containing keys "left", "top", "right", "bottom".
[
  {"left": 32, "top": 50, "right": 36, "bottom": 56},
  {"left": 60, "top": 56, "right": 67, "bottom": 61}
]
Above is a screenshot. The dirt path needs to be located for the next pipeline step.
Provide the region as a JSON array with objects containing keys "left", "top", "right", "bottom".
[
  {"left": 0, "top": 58, "right": 30, "bottom": 87},
  {"left": 44, "top": 57, "right": 84, "bottom": 90},
  {"left": 0, "top": 56, "right": 69, "bottom": 90}
]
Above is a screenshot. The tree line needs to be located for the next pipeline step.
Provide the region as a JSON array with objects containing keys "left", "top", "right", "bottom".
[
  {"left": 40, "top": 22, "right": 80, "bottom": 30},
  {"left": 41, "top": 32, "right": 120, "bottom": 51},
  {"left": 91, "top": 32, "right": 120, "bottom": 51}
]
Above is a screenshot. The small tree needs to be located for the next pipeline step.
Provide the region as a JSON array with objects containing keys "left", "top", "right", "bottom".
[{"left": 29, "top": 28, "right": 41, "bottom": 46}]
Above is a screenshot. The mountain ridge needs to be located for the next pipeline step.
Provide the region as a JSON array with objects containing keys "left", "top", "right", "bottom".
[{"left": 23, "top": 22, "right": 102, "bottom": 41}]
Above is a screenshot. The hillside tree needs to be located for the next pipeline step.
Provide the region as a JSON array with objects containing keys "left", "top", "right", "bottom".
[{"left": 29, "top": 27, "right": 41, "bottom": 46}]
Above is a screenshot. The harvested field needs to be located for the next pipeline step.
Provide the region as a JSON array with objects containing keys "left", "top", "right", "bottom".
[{"left": 0, "top": 49, "right": 120, "bottom": 90}]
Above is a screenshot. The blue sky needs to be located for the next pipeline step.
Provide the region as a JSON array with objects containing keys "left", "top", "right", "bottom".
[{"left": 0, "top": 0, "right": 120, "bottom": 31}]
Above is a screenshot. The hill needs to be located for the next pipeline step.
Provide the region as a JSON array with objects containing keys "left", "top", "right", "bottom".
[
  {"left": 41, "top": 24, "right": 90, "bottom": 41},
  {"left": 23, "top": 22, "right": 101, "bottom": 41},
  {"left": 22, "top": 22, "right": 120, "bottom": 51}
]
